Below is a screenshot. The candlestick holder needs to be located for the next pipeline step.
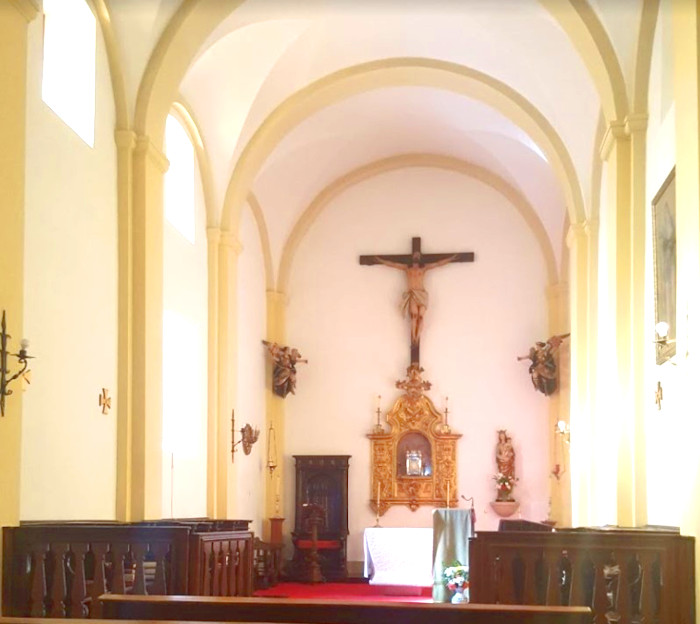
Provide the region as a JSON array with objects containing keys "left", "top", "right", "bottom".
[
  {"left": 0, "top": 310, "right": 33, "bottom": 417},
  {"left": 371, "top": 395, "right": 384, "bottom": 434}
]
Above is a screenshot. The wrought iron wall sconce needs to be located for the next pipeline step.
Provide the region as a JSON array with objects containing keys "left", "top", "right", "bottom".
[
  {"left": 231, "top": 410, "right": 260, "bottom": 461},
  {"left": 267, "top": 423, "right": 277, "bottom": 475},
  {"left": 0, "top": 310, "right": 33, "bottom": 417}
]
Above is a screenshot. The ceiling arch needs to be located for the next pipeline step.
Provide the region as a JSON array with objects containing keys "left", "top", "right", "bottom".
[
  {"left": 277, "top": 153, "right": 558, "bottom": 294},
  {"left": 219, "top": 57, "right": 586, "bottom": 237},
  {"left": 539, "top": 0, "right": 629, "bottom": 122}
]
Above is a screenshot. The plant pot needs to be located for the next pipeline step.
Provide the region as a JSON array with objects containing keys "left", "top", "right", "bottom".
[{"left": 489, "top": 500, "right": 520, "bottom": 517}]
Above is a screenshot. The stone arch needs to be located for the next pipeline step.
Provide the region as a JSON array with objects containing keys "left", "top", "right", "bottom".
[{"left": 277, "top": 153, "right": 559, "bottom": 294}]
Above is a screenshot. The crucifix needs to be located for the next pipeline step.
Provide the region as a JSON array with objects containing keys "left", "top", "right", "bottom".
[{"left": 359, "top": 237, "right": 475, "bottom": 364}]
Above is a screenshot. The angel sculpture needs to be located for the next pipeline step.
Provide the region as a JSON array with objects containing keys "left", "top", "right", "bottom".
[
  {"left": 262, "top": 340, "right": 308, "bottom": 398},
  {"left": 517, "top": 333, "right": 570, "bottom": 396}
]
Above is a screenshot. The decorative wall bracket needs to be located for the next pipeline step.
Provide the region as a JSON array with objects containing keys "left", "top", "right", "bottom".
[
  {"left": 0, "top": 310, "right": 33, "bottom": 417},
  {"left": 231, "top": 410, "right": 260, "bottom": 460},
  {"left": 368, "top": 364, "right": 460, "bottom": 514}
]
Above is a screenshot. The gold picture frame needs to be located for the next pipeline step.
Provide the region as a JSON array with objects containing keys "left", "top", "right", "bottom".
[{"left": 652, "top": 168, "right": 676, "bottom": 365}]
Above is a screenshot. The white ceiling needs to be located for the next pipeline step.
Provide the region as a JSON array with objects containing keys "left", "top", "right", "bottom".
[{"left": 108, "top": 0, "right": 646, "bottom": 277}]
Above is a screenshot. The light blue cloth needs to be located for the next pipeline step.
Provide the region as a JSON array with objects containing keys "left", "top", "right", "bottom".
[{"left": 432, "top": 508, "right": 474, "bottom": 602}]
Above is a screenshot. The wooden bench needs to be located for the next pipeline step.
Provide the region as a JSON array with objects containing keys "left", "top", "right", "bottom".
[{"left": 99, "top": 594, "right": 591, "bottom": 624}]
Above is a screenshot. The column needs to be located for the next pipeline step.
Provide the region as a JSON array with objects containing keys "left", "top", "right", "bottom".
[
  {"left": 601, "top": 121, "right": 637, "bottom": 526},
  {"left": 546, "top": 281, "right": 571, "bottom": 526},
  {"left": 216, "top": 232, "right": 243, "bottom": 518},
  {"left": 0, "top": 0, "right": 38, "bottom": 530},
  {"left": 115, "top": 129, "right": 136, "bottom": 521},
  {"left": 567, "top": 222, "right": 591, "bottom": 527},
  {"left": 264, "top": 290, "right": 287, "bottom": 539},
  {"left": 130, "top": 136, "right": 169, "bottom": 520},
  {"left": 206, "top": 227, "right": 220, "bottom": 518},
  {"left": 626, "top": 113, "right": 649, "bottom": 527},
  {"left": 672, "top": 0, "right": 700, "bottom": 559}
]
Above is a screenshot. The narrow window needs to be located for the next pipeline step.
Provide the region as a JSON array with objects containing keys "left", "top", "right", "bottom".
[
  {"left": 164, "top": 115, "right": 196, "bottom": 243},
  {"left": 42, "top": 0, "right": 96, "bottom": 146}
]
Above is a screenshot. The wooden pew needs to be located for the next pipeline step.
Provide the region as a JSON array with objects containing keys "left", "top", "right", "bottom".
[
  {"left": 2, "top": 521, "right": 254, "bottom": 618},
  {"left": 99, "top": 594, "right": 591, "bottom": 624},
  {"left": 469, "top": 528, "right": 695, "bottom": 624}
]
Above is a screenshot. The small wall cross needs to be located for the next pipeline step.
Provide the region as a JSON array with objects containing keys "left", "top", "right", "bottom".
[
  {"left": 99, "top": 388, "right": 112, "bottom": 414},
  {"left": 654, "top": 381, "right": 663, "bottom": 410}
]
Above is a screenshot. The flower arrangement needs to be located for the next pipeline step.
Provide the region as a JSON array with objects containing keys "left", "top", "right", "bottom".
[
  {"left": 443, "top": 562, "right": 469, "bottom": 591},
  {"left": 493, "top": 472, "right": 518, "bottom": 501}
]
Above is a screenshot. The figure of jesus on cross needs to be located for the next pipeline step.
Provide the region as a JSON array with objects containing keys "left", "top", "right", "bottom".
[{"left": 360, "top": 237, "right": 475, "bottom": 364}]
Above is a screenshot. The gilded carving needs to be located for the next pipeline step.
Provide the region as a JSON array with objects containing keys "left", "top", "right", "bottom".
[{"left": 368, "top": 365, "right": 461, "bottom": 514}]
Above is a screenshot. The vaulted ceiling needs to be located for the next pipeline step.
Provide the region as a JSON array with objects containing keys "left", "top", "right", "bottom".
[{"left": 107, "top": 0, "right": 647, "bottom": 282}]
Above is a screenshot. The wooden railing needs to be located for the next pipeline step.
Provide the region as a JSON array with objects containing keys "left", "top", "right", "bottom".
[
  {"left": 2, "top": 521, "right": 254, "bottom": 618},
  {"left": 99, "top": 594, "right": 592, "bottom": 624},
  {"left": 469, "top": 528, "right": 695, "bottom": 624}
]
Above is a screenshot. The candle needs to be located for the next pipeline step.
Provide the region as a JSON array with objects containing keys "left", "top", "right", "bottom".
[
  {"left": 447, "top": 482, "right": 450, "bottom": 508},
  {"left": 444, "top": 396, "right": 449, "bottom": 426},
  {"left": 376, "top": 395, "right": 382, "bottom": 426}
]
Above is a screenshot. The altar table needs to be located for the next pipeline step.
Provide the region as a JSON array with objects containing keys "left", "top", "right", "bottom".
[{"left": 363, "top": 527, "right": 433, "bottom": 586}]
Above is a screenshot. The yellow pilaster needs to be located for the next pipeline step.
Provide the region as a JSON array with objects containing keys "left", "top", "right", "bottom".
[
  {"left": 216, "top": 232, "right": 243, "bottom": 519},
  {"left": 626, "top": 113, "right": 649, "bottom": 527},
  {"left": 567, "top": 222, "right": 591, "bottom": 527},
  {"left": 0, "top": 0, "right": 38, "bottom": 531},
  {"left": 206, "top": 227, "right": 220, "bottom": 519},
  {"left": 671, "top": 4, "right": 700, "bottom": 617},
  {"left": 131, "top": 136, "right": 169, "bottom": 520},
  {"left": 115, "top": 129, "right": 136, "bottom": 521},
  {"left": 546, "top": 281, "right": 570, "bottom": 526},
  {"left": 264, "top": 291, "right": 287, "bottom": 538},
  {"left": 601, "top": 121, "right": 637, "bottom": 526}
]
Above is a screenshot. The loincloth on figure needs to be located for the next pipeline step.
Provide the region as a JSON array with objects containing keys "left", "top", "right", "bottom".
[{"left": 401, "top": 288, "right": 429, "bottom": 316}]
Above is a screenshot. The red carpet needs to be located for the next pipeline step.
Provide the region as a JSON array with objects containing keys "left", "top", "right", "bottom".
[{"left": 254, "top": 582, "right": 433, "bottom": 603}]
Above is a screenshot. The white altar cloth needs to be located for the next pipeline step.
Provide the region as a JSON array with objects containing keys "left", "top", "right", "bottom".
[{"left": 363, "top": 527, "right": 433, "bottom": 586}]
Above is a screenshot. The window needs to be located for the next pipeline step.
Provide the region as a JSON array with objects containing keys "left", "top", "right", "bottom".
[
  {"left": 164, "top": 115, "right": 196, "bottom": 243},
  {"left": 42, "top": 0, "right": 96, "bottom": 146}
]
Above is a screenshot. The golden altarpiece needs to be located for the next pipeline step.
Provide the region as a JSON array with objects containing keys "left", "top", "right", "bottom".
[{"left": 368, "top": 364, "right": 460, "bottom": 514}]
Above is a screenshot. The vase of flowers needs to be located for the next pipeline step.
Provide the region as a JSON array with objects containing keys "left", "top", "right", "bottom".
[
  {"left": 493, "top": 472, "right": 518, "bottom": 502},
  {"left": 443, "top": 562, "right": 469, "bottom": 604}
]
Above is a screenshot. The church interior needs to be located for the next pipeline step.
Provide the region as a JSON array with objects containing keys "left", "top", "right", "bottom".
[{"left": 1, "top": 0, "right": 700, "bottom": 621}]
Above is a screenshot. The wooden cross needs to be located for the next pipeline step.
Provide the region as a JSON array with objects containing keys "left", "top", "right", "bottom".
[{"left": 359, "top": 237, "right": 475, "bottom": 364}]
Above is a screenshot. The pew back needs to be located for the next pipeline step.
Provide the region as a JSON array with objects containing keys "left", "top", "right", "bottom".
[
  {"left": 2, "top": 525, "right": 190, "bottom": 618},
  {"left": 469, "top": 529, "right": 695, "bottom": 624},
  {"left": 99, "top": 594, "right": 592, "bottom": 624}
]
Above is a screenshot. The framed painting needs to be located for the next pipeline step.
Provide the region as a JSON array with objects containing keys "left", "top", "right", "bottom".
[{"left": 652, "top": 167, "right": 676, "bottom": 365}]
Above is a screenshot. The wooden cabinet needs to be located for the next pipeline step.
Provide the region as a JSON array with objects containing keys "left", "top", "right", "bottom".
[{"left": 289, "top": 455, "right": 350, "bottom": 581}]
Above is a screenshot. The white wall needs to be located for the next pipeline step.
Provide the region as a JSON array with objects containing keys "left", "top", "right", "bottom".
[
  {"left": 235, "top": 204, "right": 268, "bottom": 535},
  {"left": 284, "top": 168, "right": 551, "bottom": 562},
  {"left": 21, "top": 12, "right": 118, "bottom": 519}
]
